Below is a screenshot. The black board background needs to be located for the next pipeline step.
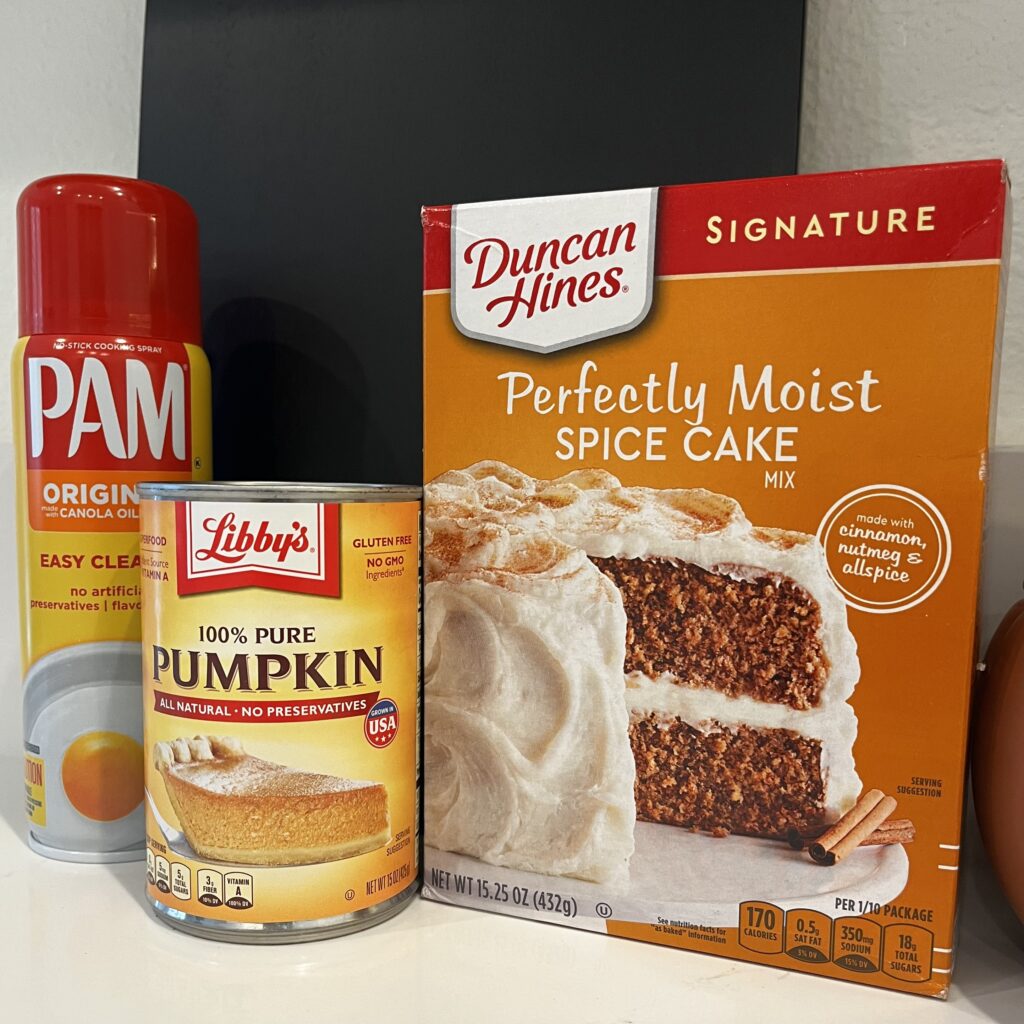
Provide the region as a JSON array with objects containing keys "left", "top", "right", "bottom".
[{"left": 140, "top": 0, "right": 805, "bottom": 484}]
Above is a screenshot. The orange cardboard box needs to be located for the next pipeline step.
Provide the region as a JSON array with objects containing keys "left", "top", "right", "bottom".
[{"left": 420, "top": 161, "right": 1010, "bottom": 997}]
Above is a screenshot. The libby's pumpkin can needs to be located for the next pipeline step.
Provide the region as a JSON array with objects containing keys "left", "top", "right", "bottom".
[{"left": 138, "top": 482, "right": 421, "bottom": 942}]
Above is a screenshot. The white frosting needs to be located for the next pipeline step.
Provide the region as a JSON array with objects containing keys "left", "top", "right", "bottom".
[
  {"left": 425, "top": 460, "right": 862, "bottom": 877},
  {"left": 428, "top": 461, "right": 858, "bottom": 710},
  {"left": 424, "top": 545, "right": 636, "bottom": 885},
  {"left": 625, "top": 673, "right": 861, "bottom": 820}
]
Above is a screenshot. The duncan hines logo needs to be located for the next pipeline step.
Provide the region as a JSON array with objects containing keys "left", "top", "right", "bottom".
[
  {"left": 451, "top": 188, "right": 658, "bottom": 353},
  {"left": 176, "top": 501, "right": 340, "bottom": 596}
]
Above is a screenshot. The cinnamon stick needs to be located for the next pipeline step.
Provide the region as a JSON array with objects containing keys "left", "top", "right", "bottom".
[
  {"left": 865, "top": 820, "right": 915, "bottom": 847},
  {"left": 805, "top": 788, "right": 885, "bottom": 855},
  {"left": 787, "top": 818, "right": 915, "bottom": 851},
  {"left": 810, "top": 791, "right": 898, "bottom": 865}
]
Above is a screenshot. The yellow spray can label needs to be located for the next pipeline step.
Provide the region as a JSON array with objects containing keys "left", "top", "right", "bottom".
[{"left": 13, "top": 334, "right": 211, "bottom": 860}]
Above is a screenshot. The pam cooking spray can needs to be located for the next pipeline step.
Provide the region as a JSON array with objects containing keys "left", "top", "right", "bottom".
[{"left": 13, "top": 175, "right": 212, "bottom": 861}]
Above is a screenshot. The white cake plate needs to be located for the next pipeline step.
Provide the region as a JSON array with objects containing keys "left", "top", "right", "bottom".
[{"left": 424, "top": 822, "right": 910, "bottom": 931}]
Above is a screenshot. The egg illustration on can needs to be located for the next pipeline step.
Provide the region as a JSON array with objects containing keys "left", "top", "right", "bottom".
[{"left": 23, "top": 644, "right": 145, "bottom": 857}]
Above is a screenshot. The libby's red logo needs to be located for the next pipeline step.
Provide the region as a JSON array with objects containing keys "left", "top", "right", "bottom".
[
  {"left": 176, "top": 502, "right": 340, "bottom": 596},
  {"left": 24, "top": 337, "right": 191, "bottom": 472},
  {"left": 451, "top": 188, "right": 657, "bottom": 354},
  {"left": 194, "top": 512, "right": 311, "bottom": 565}
]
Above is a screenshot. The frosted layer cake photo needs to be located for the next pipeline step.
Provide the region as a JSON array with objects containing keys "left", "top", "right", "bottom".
[{"left": 425, "top": 461, "right": 862, "bottom": 888}]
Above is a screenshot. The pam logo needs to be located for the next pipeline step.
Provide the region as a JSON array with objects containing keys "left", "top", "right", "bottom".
[
  {"left": 177, "top": 501, "right": 340, "bottom": 596},
  {"left": 24, "top": 342, "right": 190, "bottom": 471},
  {"left": 451, "top": 188, "right": 658, "bottom": 353}
]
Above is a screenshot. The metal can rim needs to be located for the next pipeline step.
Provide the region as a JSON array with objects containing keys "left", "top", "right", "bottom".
[{"left": 136, "top": 481, "right": 422, "bottom": 503}]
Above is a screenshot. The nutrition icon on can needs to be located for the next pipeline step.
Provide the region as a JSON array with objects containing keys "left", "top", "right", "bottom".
[{"left": 139, "top": 482, "right": 421, "bottom": 942}]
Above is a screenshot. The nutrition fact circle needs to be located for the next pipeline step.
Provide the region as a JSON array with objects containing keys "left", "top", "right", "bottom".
[{"left": 816, "top": 485, "right": 951, "bottom": 615}]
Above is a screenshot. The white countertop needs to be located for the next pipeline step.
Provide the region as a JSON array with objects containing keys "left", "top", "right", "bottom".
[{"left": 1, "top": 754, "right": 1020, "bottom": 1023}]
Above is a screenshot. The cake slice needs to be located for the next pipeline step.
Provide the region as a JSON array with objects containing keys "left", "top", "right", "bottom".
[
  {"left": 425, "top": 461, "right": 861, "bottom": 876},
  {"left": 590, "top": 526, "right": 860, "bottom": 838},
  {"left": 153, "top": 735, "right": 389, "bottom": 865}
]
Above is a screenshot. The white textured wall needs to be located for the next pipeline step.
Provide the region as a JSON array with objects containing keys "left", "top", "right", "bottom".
[
  {"left": 802, "top": 0, "right": 1024, "bottom": 640},
  {"left": 0, "top": 1, "right": 146, "bottom": 753}
]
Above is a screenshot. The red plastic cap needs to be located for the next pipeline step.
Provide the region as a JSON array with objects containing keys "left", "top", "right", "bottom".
[{"left": 17, "top": 174, "right": 202, "bottom": 345}]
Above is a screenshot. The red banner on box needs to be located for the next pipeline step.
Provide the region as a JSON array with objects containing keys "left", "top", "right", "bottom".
[{"left": 423, "top": 160, "right": 1008, "bottom": 290}]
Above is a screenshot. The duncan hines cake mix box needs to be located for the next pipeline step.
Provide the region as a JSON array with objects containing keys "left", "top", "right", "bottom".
[{"left": 420, "top": 161, "right": 1010, "bottom": 997}]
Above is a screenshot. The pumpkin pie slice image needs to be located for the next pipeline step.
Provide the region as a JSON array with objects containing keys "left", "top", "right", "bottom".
[{"left": 152, "top": 735, "right": 390, "bottom": 866}]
